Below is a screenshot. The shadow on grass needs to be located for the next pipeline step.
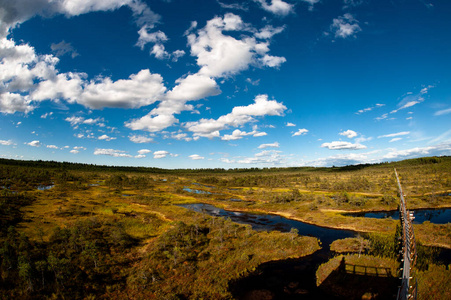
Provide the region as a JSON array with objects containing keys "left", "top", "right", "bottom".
[{"left": 318, "top": 257, "right": 399, "bottom": 300}]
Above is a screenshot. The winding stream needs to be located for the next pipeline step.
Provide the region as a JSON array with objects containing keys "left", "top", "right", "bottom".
[{"left": 180, "top": 203, "right": 450, "bottom": 299}]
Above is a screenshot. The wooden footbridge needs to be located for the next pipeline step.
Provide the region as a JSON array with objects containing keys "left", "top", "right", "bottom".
[{"left": 394, "top": 168, "right": 417, "bottom": 300}]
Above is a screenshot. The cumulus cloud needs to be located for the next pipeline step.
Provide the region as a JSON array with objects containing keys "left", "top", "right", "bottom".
[
  {"left": 46, "top": 145, "right": 59, "bottom": 149},
  {"left": 254, "top": 0, "right": 294, "bottom": 16},
  {"left": 153, "top": 150, "right": 170, "bottom": 159},
  {"left": 339, "top": 129, "right": 358, "bottom": 138},
  {"left": 98, "top": 134, "right": 116, "bottom": 141},
  {"left": 65, "top": 116, "right": 104, "bottom": 127},
  {"left": 137, "top": 149, "right": 151, "bottom": 155},
  {"left": 286, "top": 122, "right": 296, "bottom": 127},
  {"left": 329, "top": 13, "right": 361, "bottom": 39},
  {"left": 129, "top": 134, "right": 154, "bottom": 143},
  {"left": 221, "top": 129, "right": 266, "bottom": 141},
  {"left": 189, "top": 154, "right": 204, "bottom": 160},
  {"left": 0, "top": 92, "right": 34, "bottom": 114},
  {"left": 185, "top": 94, "right": 286, "bottom": 138},
  {"left": 187, "top": 13, "right": 286, "bottom": 77},
  {"left": 94, "top": 148, "right": 132, "bottom": 157},
  {"left": 258, "top": 142, "right": 279, "bottom": 149},
  {"left": 292, "top": 128, "right": 308, "bottom": 136},
  {"left": 321, "top": 141, "right": 366, "bottom": 150},
  {"left": 27, "top": 140, "right": 41, "bottom": 147},
  {"left": 125, "top": 73, "right": 220, "bottom": 132}
]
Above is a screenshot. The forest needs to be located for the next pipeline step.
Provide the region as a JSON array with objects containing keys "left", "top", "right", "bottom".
[{"left": 0, "top": 156, "right": 450, "bottom": 299}]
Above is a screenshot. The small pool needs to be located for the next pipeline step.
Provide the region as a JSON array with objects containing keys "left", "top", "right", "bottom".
[{"left": 344, "top": 208, "right": 451, "bottom": 224}]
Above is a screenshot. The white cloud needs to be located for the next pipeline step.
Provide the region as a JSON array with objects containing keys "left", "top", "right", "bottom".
[
  {"left": 82, "top": 70, "right": 165, "bottom": 109},
  {"left": 27, "top": 140, "right": 41, "bottom": 147},
  {"left": 189, "top": 154, "right": 204, "bottom": 160},
  {"left": 321, "top": 141, "right": 366, "bottom": 150},
  {"left": 98, "top": 134, "right": 116, "bottom": 141},
  {"left": 330, "top": 13, "right": 361, "bottom": 39},
  {"left": 70, "top": 149, "right": 79, "bottom": 154},
  {"left": 217, "top": 1, "right": 249, "bottom": 11},
  {"left": 153, "top": 150, "right": 169, "bottom": 159},
  {"left": 391, "top": 87, "right": 433, "bottom": 114},
  {"left": 261, "top": 54, "right": 286, "bottom": 68},
  {"left": 383, "top": 143, "right": 451, "bottom": 160},
  {"left": 221, "top": 129, "right": 266, "bottom": 141},
  {"left": 0, "top": 139, "right": 15, "bottom": 146},
  {"left": 129, "top": 134, "right": 154, "bottom": 143},
  {"left": 41, "top": 112, "right": 53, "bottom": 118},
  {"left": 0, "top": 92, "right": 34, "bottom": 114},
  {"left": 258, "top": 142, "right": 279, "bottom": 149},
  {"left": 185, "top": 94, "right": 286, "bottom": 138},
  {"left": 254, "top": 0, "right": 294, "bottom": 16},
  {"left": 292, "top": 128, "right": 309, "bottom": 136},
  {"left": 65, "top": 116, "right": 104, "bottom": 127},
  {"left": 305, "top": 152, "right": 375, "bottom": 167},
  {"left": 187, "top": 13, "right": 286, "bottom": 78},
  {"left": 125, "top": 73, "right": 220, "bottom": 132},
  {"left": 339, "top": 129, "right": 358, "bottom": 138},
  {"left": 389, "top": 138, "right": 402, "bottom": 143},
  {"left": 138, "top": 149, "right": 151, "bottom": 155},
  {"left": 434, "top": 108, "right": 451, "bottom": 116},
  {"left": 226, "top": 149, "right": 284, "bottom": 165},
  {"left": 286, "top": 122, "right": 296, "bottom": 127},
  {"left": 255, "top": 25, "right": 285, "bottom": 40},
  {"left": 46, "top": 145, "right": 59, "bottom": 149},
  {"left": 356, "top": 103, "right": 385, "bottom": 114},
  {"left": 136, "top": 28, "right": 167, "bottom": 49},
  {"left": 378, "top": 131, "right": 410, "bottom": 138},
  {"left": 94, "top": 148, "right": 132, "bottom": 158},
  {"left": 32, "top": 69, "right": 166, "bottom": 109}
]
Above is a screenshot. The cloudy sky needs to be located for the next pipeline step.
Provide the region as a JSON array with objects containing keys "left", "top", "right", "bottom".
[{"left": 1, "top": 0, "right": 450, "bottom": 168}]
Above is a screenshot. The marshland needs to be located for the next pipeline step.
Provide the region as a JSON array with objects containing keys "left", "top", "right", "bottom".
[{"left": 1, "top": 156, "right": 450, "bottom": 299}]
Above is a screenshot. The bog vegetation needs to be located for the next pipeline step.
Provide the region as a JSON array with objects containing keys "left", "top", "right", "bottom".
[{"left": 0, "top": 156, "right": 450, "bottom": 299}]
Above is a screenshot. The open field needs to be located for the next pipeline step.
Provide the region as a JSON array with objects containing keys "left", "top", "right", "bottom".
[{"left": 1, "top": 156, "right": 450, "bottom": 298}]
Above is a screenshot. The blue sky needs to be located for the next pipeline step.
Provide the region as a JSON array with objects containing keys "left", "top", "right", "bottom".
[{"left": 1, "top": 0, "right": 450, "bottom": 168}]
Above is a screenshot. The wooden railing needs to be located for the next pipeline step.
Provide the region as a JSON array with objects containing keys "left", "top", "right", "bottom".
[{"left": 395, "top": 168, "right": 417, "bottom": 300}]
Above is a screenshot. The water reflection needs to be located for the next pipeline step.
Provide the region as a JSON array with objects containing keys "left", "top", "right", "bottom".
[{"left": 345, "top": 208, "right": 451, "bottom": 224}]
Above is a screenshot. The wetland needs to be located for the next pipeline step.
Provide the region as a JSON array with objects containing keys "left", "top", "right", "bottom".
[{"left": 0, "top": 156, "right": 450, "bottom": 299}]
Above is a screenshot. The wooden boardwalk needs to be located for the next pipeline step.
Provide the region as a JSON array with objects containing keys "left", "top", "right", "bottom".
[{"left": 395, "top": 168, "right": 417, "bottom": 300}]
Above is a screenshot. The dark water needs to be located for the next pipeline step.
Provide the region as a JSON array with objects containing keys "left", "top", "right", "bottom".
[
  {"left": 179, "top": 203, "right": 354, "bottom": 250},
  {"left": 344, "top": 208, "right": 451, "bottom": 224}
]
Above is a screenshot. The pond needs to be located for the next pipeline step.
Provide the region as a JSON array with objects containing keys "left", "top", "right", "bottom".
[
  {"left": 344, "top": 208, "right": 451, "bottom": 224},
  {"left": 37, "top": 184, "right": 55, "bottom": 191},
  {"left": 183, "top": 188, "right": 212, "bottom": 195}
]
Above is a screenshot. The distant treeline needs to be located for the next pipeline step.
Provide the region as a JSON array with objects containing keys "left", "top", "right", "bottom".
[{"left": 0, "top": 156, "right": 448, "bottom": 174}]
